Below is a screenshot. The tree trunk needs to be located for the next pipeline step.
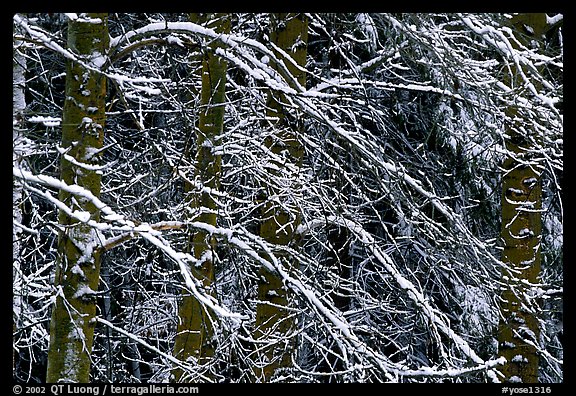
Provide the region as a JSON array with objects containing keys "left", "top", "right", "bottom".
[
  {"left": 254, "top": 12, "right": 308, "bottom": 382},
  {"left": 13, "top": 19, "right": 27, "bottom": 374},
  {"left": 172, "top": 13, "right": 230, "bottom": 383},
  {"left": 46, "top": 13, "right": 109, "bottom": 383},
  {"left": 497, "top": 13, "right": 548, "bottom": 384}
]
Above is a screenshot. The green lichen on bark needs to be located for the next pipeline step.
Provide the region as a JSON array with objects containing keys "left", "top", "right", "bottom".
[
  {"left": 254, "top": 13, "right": 308, "bottom": 382},
  {"left": 172, "top": 13, "right": 230, "bottom": 383},
  {"left": 497, "top": 13, "right": 547, "bottom": 384},
  {"left": 46, "top": 13, "right": 108, "bottom": 383}
]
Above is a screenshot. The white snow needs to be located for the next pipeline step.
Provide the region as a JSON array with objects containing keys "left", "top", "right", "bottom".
[
  {"left": 166, "top": 35, "right": 184, "bottom": 47},
  {"left": 68, "top": 323, "right": 85, "bottom": 342},
  {"left": 70, "top": 264, "right": 85, "bottom": 277},
  {"left": 544, "top": 215, "right": 563, "bottom": 250},
  {"left": 70, "top": 14, "right": 103, "bottom": 24},
  {"left": 546, "top": 14, "right": 563, "bottom": 26},
  {"left": 511, "top": 355, "right": 528, "bottom": 363},
  {"left": 517, "top": 228, "right": 534, "bottom": 237},
  {"left": 195, "top": 250, "right": 213, "bottom": 268},
  {"left": 299, "top": 215, "right": 501, "bottom": 382},
  {"left": 102, "top": 213, "right": 125, "bottom": 222},
  {"left": 72, "top": 284, "right": 96, "bottom": 300},
  {"left": 72, "top": 210, "right": 91, "bottom": 223},
  {"left": 13, "top": 13, "right": 563, "bottom": 383},
  {"left": 82, "top": 146, "right": 105, "bottom": 160},
  {"left": 58, "top": 147, "right": 110, "bottom": 172},
  {"left": 28, "top": 115, "right": 61, "bottom": 127},
  {"left": 356, "top": 14, "right": 378, "bottom": 52},
  {"left": 507, "top": 187, "right": 525, "bottom": 195}
]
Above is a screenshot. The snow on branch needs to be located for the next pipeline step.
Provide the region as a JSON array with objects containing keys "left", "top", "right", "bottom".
[
  {"left": 96, "top": 317, "right": 203, "bottom": 379},
  {"left": 109, "top": 20, "right": 306, "bottom": 95},
  {"left": 297, "top": 215, "right": 503, "bottom": 382},
  {"left": 13, "top": 166, "right": 244, "bottom": 324},
  {"left": 459, "top": 14, "right": 561, "bottom": 115},
  {"left": 204, "top": 223, "right": 504, "bottom": 381},
  {"left": 13, "top": 14, "right": 169, "bottom": 89}
]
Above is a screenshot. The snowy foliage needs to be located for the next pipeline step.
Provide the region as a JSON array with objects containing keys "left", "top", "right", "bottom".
[{"left": 13, "top": 13, "right": 562, "bottom": 383}]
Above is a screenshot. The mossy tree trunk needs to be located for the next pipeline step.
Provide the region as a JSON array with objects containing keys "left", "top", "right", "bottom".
[
  {"left": 46, "top": 13, "right": 109, "bottom": 383},
  {"left": 254, "top": 13, "right": 308, "bottom": 382},
  {"left": 172, "top": 13, "right": 230, "bottom": 383},
  {"left": 497, "top": 13, "right": 548, "bottom": 384}
]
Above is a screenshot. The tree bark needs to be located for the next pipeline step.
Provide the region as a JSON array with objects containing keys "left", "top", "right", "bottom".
[
  {"left": 172, "top": 13, "right": 230, "bottom": 382},
  {"left": 13, "top": 18, "right": 27, "bottom": 374},
  {"left": 497, "top": 13, "right": 548, "bottom": 384},
  {"left": 46, "top": 13, "right": 109, "bottom": 383},
  {"left": 254, "top": 12, "right": 308, "bottom": 382}
]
